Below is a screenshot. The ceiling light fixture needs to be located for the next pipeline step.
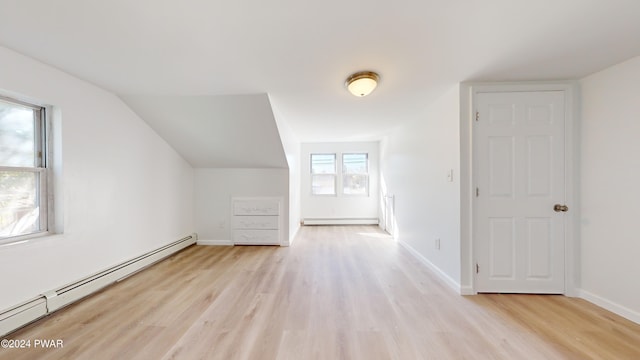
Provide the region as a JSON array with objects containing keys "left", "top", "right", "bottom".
[{"left": 345, "top": 71, "right": 379, "bottom": 97}]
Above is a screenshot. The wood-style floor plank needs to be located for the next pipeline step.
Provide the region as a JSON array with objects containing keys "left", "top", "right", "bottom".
[{"left": 1, "top": 225, "right": 639, "bottom": 359}]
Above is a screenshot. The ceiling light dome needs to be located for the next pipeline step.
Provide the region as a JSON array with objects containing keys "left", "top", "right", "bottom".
[{"left": 346, "top": 71, "right": 379, "bottom": 97}]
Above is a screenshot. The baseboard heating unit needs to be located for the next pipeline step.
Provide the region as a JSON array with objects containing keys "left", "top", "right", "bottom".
[
  {"left": 0, "top": 234, "right": 197, "bottom": 337},
  {"left": 302, "top": 218, "right": 379, "bottom": 225}
]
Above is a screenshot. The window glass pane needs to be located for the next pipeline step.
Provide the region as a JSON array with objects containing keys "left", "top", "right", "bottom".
[
  {"left": 343, "top": 174, "right": 369, "bottom": 195},
  {"left": 311, "top": 174, "right": 336, "bottom": 195},
  {"left": 311, "top": 154, "right": 336, "bottom": 174},
  {"left": 343, "top": 153, "right": 367, "bottom": 174},
  {"left": 0, "top": 171, "right": 41, "bottom": 237},
  {"left": 0, "top": 100, "right": 36, "bottom": 167}
]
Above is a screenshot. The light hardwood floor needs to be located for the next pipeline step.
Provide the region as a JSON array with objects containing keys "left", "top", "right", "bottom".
[{"left": 2, "top": 225, "right": 639, "bottom": 359}]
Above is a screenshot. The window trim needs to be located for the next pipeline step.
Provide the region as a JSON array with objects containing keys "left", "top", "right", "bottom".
[
  {"left": 310, "top": 153, "right": 337, "bottom": 196},
  {"left": 0, "top": 96, "right": 49, "bottom": 244},
  {"left": 0, "top": 95, "right": 43, "bottom": 112}
]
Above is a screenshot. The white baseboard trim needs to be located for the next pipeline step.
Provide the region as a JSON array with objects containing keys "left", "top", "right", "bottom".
[
  {"left": 397, "top": 239, "right": 462, "bottom": 295},
  {"left": 577, "top": 288, "right": 640, "bottom": 325},
  {"left": 303, "top": 218, "right": 379, "bottom": 225},
  {"left": 197, "top": 239, "right": 234, "bottom": 246},
  {"left": 460, "top": 286, "right": 475, "bottom": 295},
  {"left": 286, "top": 225, "right": 300, "bottom": 247}
]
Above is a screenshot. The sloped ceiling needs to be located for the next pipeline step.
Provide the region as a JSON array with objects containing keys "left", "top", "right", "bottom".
[
  {"left": 122, "top": 94, "right": 287, "bottom": 168},
  {"left": 1, "top": 0, "right": 640, "bottom": 144}
]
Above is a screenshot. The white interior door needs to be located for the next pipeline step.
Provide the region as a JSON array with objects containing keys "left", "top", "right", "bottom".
[{"left": 474, "top": 91, "right": 566, "bottom": 293}]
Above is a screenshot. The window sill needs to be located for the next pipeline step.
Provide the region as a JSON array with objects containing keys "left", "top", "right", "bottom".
[{"left": 0, "top": 232, "right": 63, "bottom": 248}]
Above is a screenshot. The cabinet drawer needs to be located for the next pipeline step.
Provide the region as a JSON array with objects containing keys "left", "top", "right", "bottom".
[
  {"left": 233, "top": 216, "right": 279, "bottom": 230},
  {"left": 233, "top": 230, "right": 280, "bottom": 245},
  {"left": 233, "top": 200, "right": 279, "bottom": 216}
]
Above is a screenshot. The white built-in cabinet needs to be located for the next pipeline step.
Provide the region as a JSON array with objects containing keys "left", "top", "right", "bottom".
[{"left": 231, "top": 197, "right": 282, "bottom": 245}]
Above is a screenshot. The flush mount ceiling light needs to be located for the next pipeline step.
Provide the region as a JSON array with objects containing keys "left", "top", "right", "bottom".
[{"left": 345, "top": 71, "right": 379, "bottom": 97}]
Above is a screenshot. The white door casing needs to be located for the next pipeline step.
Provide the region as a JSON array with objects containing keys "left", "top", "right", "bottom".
[{"left": 474, "top": 90, "right": 567, "bottom": 293}]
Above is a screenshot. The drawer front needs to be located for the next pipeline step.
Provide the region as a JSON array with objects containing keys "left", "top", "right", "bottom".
[
  {"left": 233, "top": 200, "right": 279, "bottom": 216},
  {"left": 233, "top": 230, "right": 280, "bottom": 245},
  {"left": 233, "top": 216, "right": 279, "bottom": 230}
]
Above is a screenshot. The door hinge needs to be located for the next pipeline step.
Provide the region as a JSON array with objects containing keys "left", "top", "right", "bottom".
[
  {"left": 475, "top": 111, "right": 479, "bottom": 122},
  {"left": 476, "top": 187, "right": 479, "bottom": 197},
  {"left": 476, "top": 263, "right": 479, "bottom": 274}
]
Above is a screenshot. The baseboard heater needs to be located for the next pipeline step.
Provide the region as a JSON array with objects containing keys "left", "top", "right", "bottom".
[
  {"left": 303, "top": 218, "right": 379, "bottom": 225},
  {"left": 0, "top": 233, "right": 197, "bottom": 337}
]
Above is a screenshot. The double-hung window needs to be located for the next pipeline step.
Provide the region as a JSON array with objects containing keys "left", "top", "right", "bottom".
[
  {"left": 310, "top": 153, "right": 336, "bottom": 195},
  {"left": 310, "top": 152, "right": 370, "bottom": 197},
  {"left": 342, "top": 153, "right": 369, "bottom": 196},
  {"left": 0, "top": 96, "right": 48, "bottom": 241}
]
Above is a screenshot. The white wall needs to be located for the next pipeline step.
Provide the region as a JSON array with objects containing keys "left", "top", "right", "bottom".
[
  {"left": 270, "top": 99, "right": 301, "bottom": 243},
  {"left": 0, "top": 46, "right": 195, "bottom": 311},
  {"left": 579, "top": 56, "right": 640, "bottom": 322},
  {"left": 379, "top": 85, "right": 461, "bottom": 289},
  {"left": 301, "top": 142, "right": 379, "bottom": 222},
  {"left": 195, "top": 168, "right": 289, "bottom": 244}
]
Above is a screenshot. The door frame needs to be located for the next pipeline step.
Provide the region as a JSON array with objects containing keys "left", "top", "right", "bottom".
[{"left": 460, "top": 82, "right": 579, "bottom": 296}]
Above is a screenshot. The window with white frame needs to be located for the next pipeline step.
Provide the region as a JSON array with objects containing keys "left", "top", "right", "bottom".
[
  {"left": 310, "top": 153, "right": 336, "bottom": 195},
  {"left": 0, "top": 96, "right": 48, "bottom": 241},
  {"left": 342, "top": 153, "right": 369, "bottom": 196}
]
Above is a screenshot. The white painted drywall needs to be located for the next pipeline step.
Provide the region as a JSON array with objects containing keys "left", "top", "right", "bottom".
[
  {"left": 0, "top": 45, "right": 195, "bottom": 311},
  {"left": 122, "top": 94, "right": 288, "bottom": 169},
  {"left": 379, "top": 85, "right": 461, "bottom": 288},
  {"left": 194, "top": 168, "right": 289, "bottom": 244},
  {"left": 270, "top": 98, "right": 301, "bottom": 243},
  {"left": 580, "top": 56, "right": 640, "bottom": 321},
  {"left": 300, "top": 142, "right": 379, "bottom": 221}
]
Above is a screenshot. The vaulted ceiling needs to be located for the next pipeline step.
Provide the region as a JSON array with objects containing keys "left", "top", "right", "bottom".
[{"left": 1, "top": 0, "right": 640, "bottom": 147}]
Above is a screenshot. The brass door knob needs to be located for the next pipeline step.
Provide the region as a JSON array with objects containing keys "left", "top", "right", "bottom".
[{"left": 553, "top": 204, "right": 569, "bottom": 212}]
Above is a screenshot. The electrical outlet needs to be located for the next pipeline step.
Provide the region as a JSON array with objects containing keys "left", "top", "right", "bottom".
[{"left": 435, "top": 238, "right": 441, "bottom": 250}]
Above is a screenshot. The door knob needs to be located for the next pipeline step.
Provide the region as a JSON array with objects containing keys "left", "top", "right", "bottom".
[{"left": 553, "top": 204, "right": 569, "bottom": 212}]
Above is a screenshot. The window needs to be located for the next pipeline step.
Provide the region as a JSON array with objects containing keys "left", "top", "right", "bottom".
[
  {"left": 342, "top": 153, "right": 369, "bottom": 196},
  {"left": 310, "top": 152, "right": 370, "bottom": 197},
  {"left": 310, "top": 153, "right": 336, "bottom": 195},
  {"left": 0, "top": 96, "right": 48, "bottom": 241}
]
